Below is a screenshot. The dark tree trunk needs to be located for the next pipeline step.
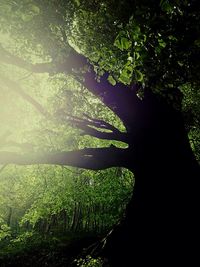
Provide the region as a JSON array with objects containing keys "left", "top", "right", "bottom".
[
  {"left": 100, "top": 91, "right": 199, "bottom": 266},
  {"left": 61, "top": 57, "right": 199, "bottom": 266}
]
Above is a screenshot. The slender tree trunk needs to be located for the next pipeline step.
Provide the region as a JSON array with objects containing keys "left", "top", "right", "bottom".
[
  {"left": 74, "top": 202, "right": 82, "bottom": 232},
  {"left": 61, "top": 209, "right": 67, "bottom": 232},
  {"left": 71, "top": 203, "right": 77, "bottom": 232},
  {"left": 7, "top": 207, "right": 12, "bottom": 227},
  {"left": 85, "top": 205, "right": 91, "bottom": 232}
]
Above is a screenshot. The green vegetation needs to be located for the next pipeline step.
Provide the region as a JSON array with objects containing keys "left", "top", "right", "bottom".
[
  {"left": 0, "top": 166, "right": 132, "bottom": 249},
  {"left": 0, "top": 0, "right": 199, "bottom": 266},
  {"left": 0, "top": 2, "right": 133, "bottom": 264},
  {"left": 0, "top": 41, "right": 133, "bottom": 264},
  {"left": 74, "top": 255, "right": 103, "bottom": 267}
]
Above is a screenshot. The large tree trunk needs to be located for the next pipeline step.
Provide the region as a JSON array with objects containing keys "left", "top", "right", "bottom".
[{"left": 102, "top": 92, "right": 199, "bottom": 266}]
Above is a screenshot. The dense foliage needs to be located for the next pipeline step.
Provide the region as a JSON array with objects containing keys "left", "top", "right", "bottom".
[
  {"left": 0, "top": 37, "right": 133, "bottom": 265},
  {"left": 0, "top": 0, "right": 199, "bottom": 266}
]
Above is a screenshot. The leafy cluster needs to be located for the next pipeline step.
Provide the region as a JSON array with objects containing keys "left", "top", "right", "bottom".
[
  {"left": 0, "top": 217, "right": 11, "bottom": 241},
  {"left": 74, "top": 255, "right": 104, "bottom": 267}
]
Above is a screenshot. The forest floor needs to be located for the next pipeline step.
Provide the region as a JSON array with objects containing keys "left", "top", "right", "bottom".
[{"left": 0, "top": 233, "right": 101, "bottom": 267}]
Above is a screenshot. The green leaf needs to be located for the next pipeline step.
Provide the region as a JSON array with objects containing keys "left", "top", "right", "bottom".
[
  {"left": 194, "top": 39, "right": 200, "bottom": 47},
  {"left": 114, "top": 36, "right": 131, "bottom": 51},
  {"left": 168, "top": 35, "right": 178, "bottom": 41},
  {"left": 21, "top": 14, "right": 32, "bottom": 22},
  {"left": 119, "top": 64, "right": 133, "bottom": 84},
  {"left": 134, "top": 52, "right": 140, "bottom": 60},
  {"left": 119, "top": 72, "right": 131, "bottom": 84},
  {"left": 107, "top": 75, "right": 116, "bottom": 86},
  {"left": 158, "top": 39, "right": 166, "bottom": 48},
  {"left": 160, "top": 0, "right": 173, "bottom": 13},
  {"left": 114, "top": 39, "right": 121, "bottom": 49},
  {"left": 121, "top": 37, "right": 131, "bottom": 50},
  {"left": 29, "top": 4, "right": 40, "bottom": 15},
  {"left": 74, "top": 0, "right": 81, "bottom": 6},
  {"left": 135, "top": 70, "right": 144, "bottom": 82}
]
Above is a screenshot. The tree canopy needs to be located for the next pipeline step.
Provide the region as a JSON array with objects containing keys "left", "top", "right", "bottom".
[
  {"left": 0, "top": 0, "right": 199, "bottom": 165},
  {"left": 0, "top": 0, "right": 199, "bottom": 266}
]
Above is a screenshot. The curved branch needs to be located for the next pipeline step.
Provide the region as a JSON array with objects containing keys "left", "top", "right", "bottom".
[
  {"left": 0, "top": 147, "right": 130, "bottom": 170},
  {"left": 66, "top": 114, "right": 128, "bottom": 143},
  {"left": 80, "top": 125, "right": 128, "bottom": 142},
  {"left": 57, "top": 50, "right": 142, "bottom": 128},
  {"left": 83, "top": 113, "right": 119, "bottom": 132}
]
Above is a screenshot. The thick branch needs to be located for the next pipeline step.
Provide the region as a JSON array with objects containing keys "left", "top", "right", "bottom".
[
  {"left": 57, "top": 50, "right": 142, "bottom": 128},
  {"left": 0, "top": 147, "right": 130, "bottom": 170}
]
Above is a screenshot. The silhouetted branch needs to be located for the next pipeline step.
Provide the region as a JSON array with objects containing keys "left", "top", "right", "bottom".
[
  {"left": 66, "top": 114, "right": 128, "bottom": 143},
  {"left": 0, "top": 147, "right": 130, "bottom": 170},
  {"left": 83, "top": 113, "right": 119, "bottom": 132}
]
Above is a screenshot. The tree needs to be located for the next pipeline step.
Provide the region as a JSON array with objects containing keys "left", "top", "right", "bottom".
[{"left": 0, "top": 0, "right": 200, "bottom": 265}]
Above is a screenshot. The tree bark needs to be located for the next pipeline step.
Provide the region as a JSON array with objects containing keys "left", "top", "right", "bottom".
[{"left": 101, "top": 92, "right": 200, "bottom": 266}]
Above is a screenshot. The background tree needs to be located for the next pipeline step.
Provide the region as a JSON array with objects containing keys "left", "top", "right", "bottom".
[{"left": 0, "top": 0, "right": 200, "bottom": 266}]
